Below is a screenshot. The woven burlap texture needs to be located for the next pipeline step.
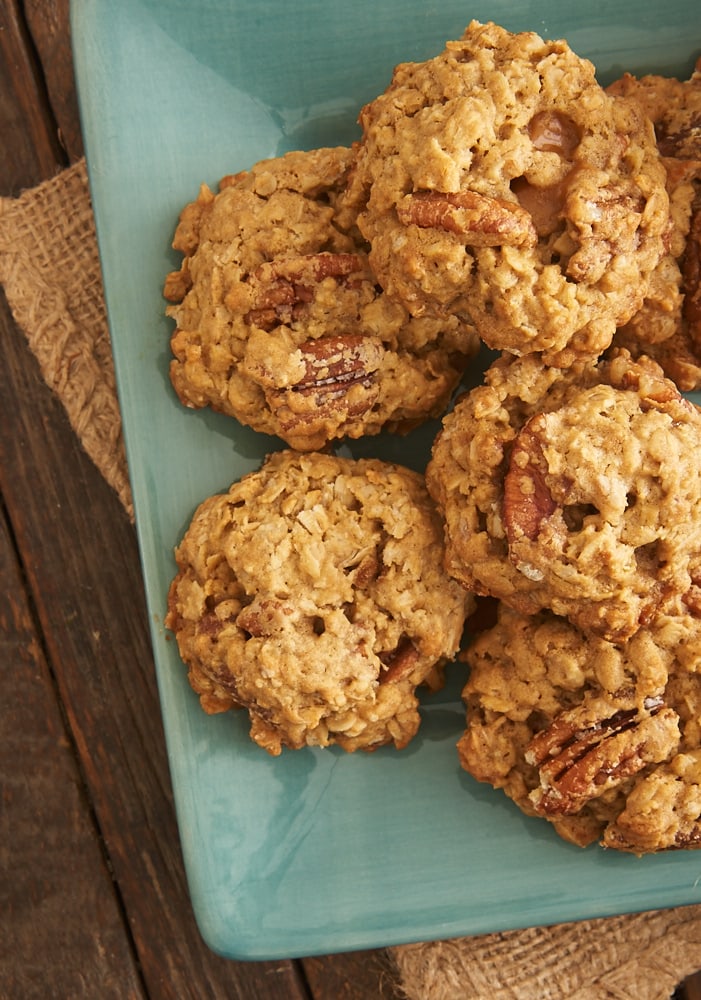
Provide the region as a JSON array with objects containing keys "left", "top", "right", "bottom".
[
  {"left": 0, "top": 159, "right": 133, "bottom": 517},
  {"left": 3, "top": 161, "right": 701, "bottom": 1000},
  {"left": 391, "top": 905, "right": 701, "bottom": 999}
]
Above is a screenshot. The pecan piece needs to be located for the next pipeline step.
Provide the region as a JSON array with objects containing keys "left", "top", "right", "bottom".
[
  {"left": 397, "top": 190, "right": 538, "bottom": 248},
  {"left": 526, "top": 696, "right": 679, "bottom": 815},
  {"left": 379, "top": 636, "right": 420, "bottom": 685},
  {"left": 256, "top": 252, "right": 367, "bottom": 286},
  {"left": 245, "top": 253, "right": 369, "bottom": 328},
  {"left": 237, "top": 599, "right": 295, "bottom": 637},
  {"left": 682, "top": 202, "right": 701, "bottom": 341},
  {"left": 565, "top": 179, "right": 647, "bottom": 281},
  {"left": 503, "top": 416, "right": 558, "bottom": 544},
  {"left": 656, "top": 112, "right": 701, "bottom": 159}
]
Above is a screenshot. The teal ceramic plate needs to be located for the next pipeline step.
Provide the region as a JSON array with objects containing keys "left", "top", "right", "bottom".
[{"left": 71, "top": 0, "right": 701, "bottom": 961}]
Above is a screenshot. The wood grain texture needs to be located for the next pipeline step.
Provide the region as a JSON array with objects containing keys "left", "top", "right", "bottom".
[
  {"left": 24, "top": 0, "right": 84, "bottom": 161},
  {"left": 0, "top": 0, "right": 66, "bottom": 192},
  {"left": 0, "top": 492, "right": 146, "bottom": 999}
]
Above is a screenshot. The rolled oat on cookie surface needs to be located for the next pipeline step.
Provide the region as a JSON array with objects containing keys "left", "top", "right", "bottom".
[
  {"left": 339, "top": 20, "right": 671, "bottom": 366},
  {"left": 165, "top": 449, "right": 472, "bottom": 756}
]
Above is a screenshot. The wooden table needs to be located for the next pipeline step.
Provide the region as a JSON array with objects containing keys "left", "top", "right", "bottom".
[{"left": 2, "top": 3, "right": 700, "bottom": 998}]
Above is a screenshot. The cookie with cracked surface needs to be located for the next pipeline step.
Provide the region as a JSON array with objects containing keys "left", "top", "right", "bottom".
[
  {"left": 459, "top": 601, "right": 701, "bottom": 853},
  {"left": 165, "top": 449, "right": 472, "bottom": 755},
  {"left": 426, "top": 348, "right": 701, "bottom": 642},
  {"left": 340, "top": 20, "right": 670, "bottom": 365},
  {"left": 608, "top": 58, "right": 701, "bottom": 389},
  {"left": 163, "top": 147, "right": 478, "bottom": 451}
]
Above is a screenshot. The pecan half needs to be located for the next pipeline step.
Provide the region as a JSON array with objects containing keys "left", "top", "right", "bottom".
[
  {"left": 526, "top": 696, "right": 679, "bottom": 815},
  {"left": 293, "top": 334, "right": 382, "bottom": 400},
  {"left": 268, "top": 334, "right": 383, "bottom": 436},
  {"left": 256, "top": 252, "right": 366, "bottom": 286},
  {"left": 397, "top": 190, "right": 538, "bottom": 248}
]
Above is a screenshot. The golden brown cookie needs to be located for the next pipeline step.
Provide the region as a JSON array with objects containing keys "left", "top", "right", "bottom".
[
  {"left": 426, "top": 348, "right": 701, "bottom": 642},
  {"left": 164, "top": 147, "right": 478, "bottom": 450},
  {"left": 459, "top": 602, "right": 701, "bottom": 853},
  {"left": 165, "top": 449, "right": 471, "bottom": 755},
  {"left": 339, "top": 20, "right": 670, "bottom": 366},
  {"left": 608, "top": 59, "right": 701, "bottom": 389}
]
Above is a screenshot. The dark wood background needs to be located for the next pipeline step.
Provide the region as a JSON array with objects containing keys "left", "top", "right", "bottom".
[{"left": 1, "top": 1, "right": 700, "bottom": 997}]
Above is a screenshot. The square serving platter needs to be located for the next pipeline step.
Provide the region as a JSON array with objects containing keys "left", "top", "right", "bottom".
[{"left": 71, "top": 0, "right": 701, "bottom": 961}]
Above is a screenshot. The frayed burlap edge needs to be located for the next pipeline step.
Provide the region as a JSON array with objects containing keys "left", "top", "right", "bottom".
[
  {"left": 0, "top": 159, "right": 133, "bottom": 518},
  {"left": 4, "top": 161, "right": 701, "bottom": 1000}
]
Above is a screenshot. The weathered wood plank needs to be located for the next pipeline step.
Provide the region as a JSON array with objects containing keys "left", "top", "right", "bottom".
[
  {"left": 23, "top": 0, "right": 84, "bottom": 162},
  {"left": 0, "top": 0, "right": 66, "bottom": 192},
  {"left": 0, "top": 467, "right": 146, "bottom": 999}
]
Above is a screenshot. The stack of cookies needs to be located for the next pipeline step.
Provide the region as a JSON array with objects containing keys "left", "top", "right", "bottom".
[{"left": 163, "top": 20, "right": 701, "bottom": 853}]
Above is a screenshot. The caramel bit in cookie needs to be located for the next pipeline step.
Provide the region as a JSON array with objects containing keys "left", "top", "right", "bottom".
[
  {"left": 510, "top": 176, "right": 568, "bottom": 238},
  {"left": 526, "top": 696, "right": 679, "bottom": 816},
  {"left": 528, "top": 110, "right": 581, "bottom": 157},
  {"left": 396, "top": 190, "right": 538, "bottom": 247}
]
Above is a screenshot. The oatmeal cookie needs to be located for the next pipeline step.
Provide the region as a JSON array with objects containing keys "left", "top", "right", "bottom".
[
  {"left": 608, "top": 59, "right": 701, "bottom": 388},
  {"left": 165, "top": 449, "right": 471, "bottom": 755},
  {"left": 459, "top": 602, "right": 701, "bottom": 852},
  {"left": 340, "top": 20, "right": 670, "bottom": 365},
  {"left": 426, "top": 348, "right": 701, "bottom": 642},
  {"left": 164, "top": 147, "right": 478, "bottom": 451}
]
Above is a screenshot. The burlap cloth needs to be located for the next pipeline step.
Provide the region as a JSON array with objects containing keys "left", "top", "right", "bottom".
[{"left": 4, "top": 160, "right": 701, "bottom": 1000}]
